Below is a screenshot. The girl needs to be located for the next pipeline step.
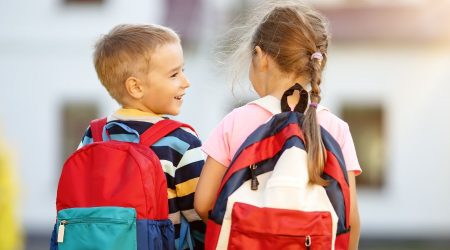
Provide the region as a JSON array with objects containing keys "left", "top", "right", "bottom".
[{"left": 195, "top": 1, "right": 361, "bottom": 249}]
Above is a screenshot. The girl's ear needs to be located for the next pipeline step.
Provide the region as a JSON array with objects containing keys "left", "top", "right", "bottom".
[
  {"left": 253, "top": 46, "right": 269, "bottom": 72},
  {"left": 125, "top": 77, "right": 144, "bottom": 99}
]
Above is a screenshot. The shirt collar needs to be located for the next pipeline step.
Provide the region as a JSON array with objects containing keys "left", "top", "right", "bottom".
[{"left": 109, "top": 108, "right": 164, "bottom": 123}]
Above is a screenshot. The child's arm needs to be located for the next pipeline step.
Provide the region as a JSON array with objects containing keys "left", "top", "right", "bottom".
[
  {"left": 348, "top": 171, "right": 360, "bottom": 250},
  {"left": 194, "top": 156, "right": 227, "bottom": 222}
]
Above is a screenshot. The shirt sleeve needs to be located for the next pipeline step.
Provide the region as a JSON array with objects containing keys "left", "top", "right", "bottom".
[
  {"left": 201, "top": 112, "right": 235, "bottom": 167},
  {"left": 339, "top": 122, "right": 362, "bottom": 175},
  {"left": 317, "top": 109, "right": 362, "bottom": 175}
]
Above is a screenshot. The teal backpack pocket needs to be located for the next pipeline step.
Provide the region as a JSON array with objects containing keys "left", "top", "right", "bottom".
[{"left": 56, "top": 207, "right": 136, "bottom": 250}]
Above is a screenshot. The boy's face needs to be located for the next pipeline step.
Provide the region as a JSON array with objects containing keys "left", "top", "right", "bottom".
[{"left": 139, "top": 42, "right": 189, "bottom": 116}]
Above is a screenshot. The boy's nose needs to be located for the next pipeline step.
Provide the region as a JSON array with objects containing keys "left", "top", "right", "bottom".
[{"left": 182, "top": 76, "right": 190, "bottom": 89}]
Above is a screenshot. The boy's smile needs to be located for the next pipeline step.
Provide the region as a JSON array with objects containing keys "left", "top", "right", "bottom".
[{"left": 174, "top": 94, "right": 184, "bottom": 101}]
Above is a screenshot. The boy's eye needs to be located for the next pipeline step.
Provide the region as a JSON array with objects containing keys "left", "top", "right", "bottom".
[{"left": 170, "top": 68, "right": 184, "bottom": 78}]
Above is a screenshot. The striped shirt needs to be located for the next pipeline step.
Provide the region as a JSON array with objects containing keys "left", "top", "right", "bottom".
[{"left": 79, "top": 108, "right": 205, "bottom": 249}]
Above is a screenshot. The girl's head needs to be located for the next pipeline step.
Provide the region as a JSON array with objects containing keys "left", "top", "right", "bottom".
[
  {"left": 230, "top": 1, "right": 330, "bottom": 185},
  {"left": 249, "top": 2, "right": 329, "bottom": 98}
]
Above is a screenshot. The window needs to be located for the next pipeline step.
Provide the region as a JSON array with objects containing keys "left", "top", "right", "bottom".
[
  {"left": 61, "top": 102, "right": 99, "bottom": 165},
  {"left": 341, "top": 104, "right": 385, "bottom": 188},
  {"left": 163, "top": 0, "right": 202, "bottom": 51}
]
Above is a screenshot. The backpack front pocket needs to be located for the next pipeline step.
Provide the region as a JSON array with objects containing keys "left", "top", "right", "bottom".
[
  {"left": 57, "top": 206, "right": 136, "bottom": 250},
  {"left": 228, "top": 202, "right": 333, "bottom": 250}
]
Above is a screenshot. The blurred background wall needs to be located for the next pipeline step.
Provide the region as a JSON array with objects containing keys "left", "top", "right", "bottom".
[{"left": 0, "top": 0, "right": 449, "bottom": 249}]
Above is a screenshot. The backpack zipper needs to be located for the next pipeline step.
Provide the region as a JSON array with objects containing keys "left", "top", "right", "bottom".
[
  {"left": 250, "top": 164, "right": 259, "bottom": 190},
  {"left": 305, "top": 235, "right": 311, "bottom": 250},
  {"left": 57, "top": 218, "right": 131, "bottom": 243},
  {"left": 57, "top": 220, "right": 67, "bottom": 243}
]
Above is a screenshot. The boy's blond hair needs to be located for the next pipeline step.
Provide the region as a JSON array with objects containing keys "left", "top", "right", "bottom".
[{"left": 93, "top": 24, "right": 179, "bottom": 104}]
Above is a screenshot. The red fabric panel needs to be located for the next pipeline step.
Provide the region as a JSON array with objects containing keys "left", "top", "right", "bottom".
[
  {"left": 205, "top": 220, "right": 221, "bottom": 250},
  {"left": 140, "top": 119, "right": 196, "bottom": 147},
  {"left": 129, "top": 143, "right": 169, "bottom": 219},
  {"left": 335, "top": 232, "right": 350, "bottom": 250},
  {"left": 56, "top": 142, "right": 168, "bottom": 220},
  {"left": 219, "top": 124, "right": 304, "bottom": 192},
  {"left": 90, "top": 118, "right": 107, "bottom": 142},
  {"left": 228, "top": 202, "right": 333, "bottom": 250},
  {"left": 323, "top": 151, "right": 350, "bottom": 229}
]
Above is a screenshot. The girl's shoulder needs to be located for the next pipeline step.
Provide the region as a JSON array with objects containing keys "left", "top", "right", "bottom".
[
  {"left": 203, "top": 98, "right": 274, "bottom": 166},
  {"left": 317, "top": 106, "right": 351, "bottom": 145},
  {"left": 244, "top": 95, "right": 349, "bottom": 129},
  {"left": 317, "top": 106, "right": 349, "bottom": 130},
  {"left": 227, "top": 96, "right": 349, "bottom": 127},
  {"left": 222, "top": 96, "right": 351, "bottom": 142},
  {"left": 221, "top": 97, "right": 274, "bottom": 127}
]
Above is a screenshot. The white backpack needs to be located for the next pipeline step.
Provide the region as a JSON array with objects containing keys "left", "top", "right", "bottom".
[{"left": 205, "top": 87, "right": 351, "bottom": 250}]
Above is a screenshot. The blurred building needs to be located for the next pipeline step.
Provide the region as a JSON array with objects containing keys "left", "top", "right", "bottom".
[{"left": 0, "top": 0, "right": 449, "bottom": 249}]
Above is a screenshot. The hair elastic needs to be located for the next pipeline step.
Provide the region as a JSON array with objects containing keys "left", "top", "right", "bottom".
[
  {"left": 310, "top": 52, "right": 323, "bottom": 61},
  {"left": 309, "top": 102, "right": 318, "bottom": 108}
]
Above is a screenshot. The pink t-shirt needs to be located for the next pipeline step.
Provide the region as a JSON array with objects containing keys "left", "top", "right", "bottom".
[{"left": 202, "top": 95, "right": 361, "bottom": 174}]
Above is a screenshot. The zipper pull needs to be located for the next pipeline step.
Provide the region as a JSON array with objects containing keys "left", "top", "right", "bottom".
[
  {"left": 57, "top": 220, "right": 67, "bottom": 243},
  {"left": 250, "top": 164, "right": 259, "bottom": 190},
  {"left": 305, "top": 235, "right": 311, "bottom": 250}
]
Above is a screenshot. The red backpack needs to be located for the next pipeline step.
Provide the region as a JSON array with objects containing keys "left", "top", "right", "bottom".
[
  {"left": 51, "top": 118, "right": 193, "bottom": 250},
  {"left": 205, "top": 85, "right": 351, "bottom": 250}
]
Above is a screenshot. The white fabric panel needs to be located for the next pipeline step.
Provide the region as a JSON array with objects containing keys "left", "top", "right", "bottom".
[{"left": 216, "top": 147, "right": 337, "bottom": 249}]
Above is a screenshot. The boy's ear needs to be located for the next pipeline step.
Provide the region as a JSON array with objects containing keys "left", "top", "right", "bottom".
[
  {"left": 253, "top": 46, "right": 268, "bottom": 72},
  {"left": 125, "top": 76, "right": 144, "bottom": 99}
]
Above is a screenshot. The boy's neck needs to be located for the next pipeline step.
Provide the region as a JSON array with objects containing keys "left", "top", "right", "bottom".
[
  {"left": 120, "top": 97, "right": 163, "bottom": 117},
  {"left": 119, "top": 106, "right": 162, "bottom": 117}
]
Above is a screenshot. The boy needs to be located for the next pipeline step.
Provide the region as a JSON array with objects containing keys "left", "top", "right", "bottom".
[{"left": 82, "top": 24, "right": 205, "bottom": 248}]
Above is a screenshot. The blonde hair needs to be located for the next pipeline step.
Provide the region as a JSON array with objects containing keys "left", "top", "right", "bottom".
[
  {"left": 226, "top": 1, "right": 330, "bottom": 186},
  {"left": 93, "top": 24, "right": 179, "bottom": 104}
]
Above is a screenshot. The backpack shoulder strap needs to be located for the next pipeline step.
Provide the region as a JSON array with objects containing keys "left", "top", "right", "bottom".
[
  {"left": 90, "top": 117, "right": 107, "bottom": 142},
  {"left": 140, "top": 119, "right": 196, "bottom": 147}
]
